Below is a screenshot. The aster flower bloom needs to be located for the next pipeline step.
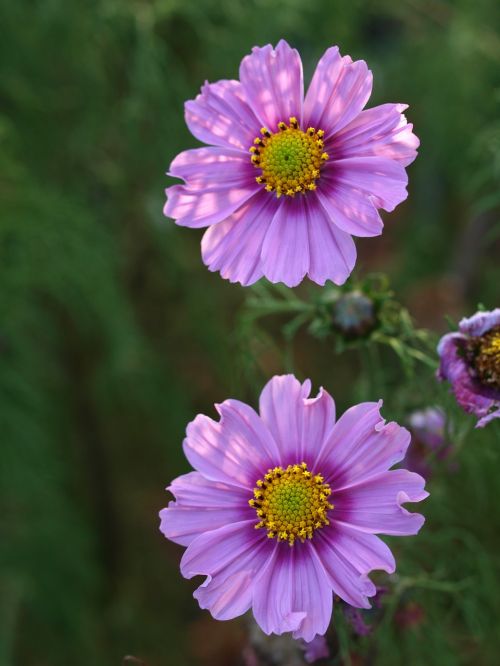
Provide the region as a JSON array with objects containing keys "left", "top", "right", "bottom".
[
  {"left": 164, "top": 41, "right": 419, "bottom": 287},
  {"left": 438, "top": 309, "right": 500, "bottom": 427},
  {"left": 159, "top": 375, "right": 427, "bottom": 641}
]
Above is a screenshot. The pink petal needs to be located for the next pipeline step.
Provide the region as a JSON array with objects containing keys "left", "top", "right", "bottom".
[
  {"left": 334, "top": 103, "right": 419, "bottom": 167},
  {"left": 253, "top": 542, "right": 332, "bottom": 642},
  {"left": 306, "top": 195, "right": 357, "bottom": 285},
  {"left": 183, "top": 399, "right": 280, "bottom": 489},
  {"left": 333, "top": 469, "right": 428, "bottom": 536},
  {"left": 304, "top": 46, "right": 372, "bottom": 138},
  {"left": 259, "top": 375, "right": 335, "bottom": 465},
  {"left": 239, "top": 40, "right": 303, "bottom": 131},
  {"left": 159, "top": 471, "right": 251, "bottom": 546},
  {"left": 315, "top": 401, "right": 411, "bottom": 488},
  {"left": 185, "top": 79, "right": 260, "bottom": 150},
  {"left": 195, "top": 570, "right": 254, "bottom": 621},
  {"left": 164, "top": 181, "right": 259, "bottom": 229},
  {"left": 168, "top": 147, "right": 255, "bottom": 190},
  {"left": 314, "top": 527, "right": 381, "bottom": 608},
  {"left": 316, "top": 178, "right": 384, "bottom": 237},
  {"left": 261, "top": 196, "right": 310, "bottom": 287},
  {"left": 325, "top": 156, "right": 408, "bottom": 212},
  {"left": 201, "top": 190, "right": 279, "bottom": 286},
  {"left": 181, "top": 521, "right": 271, "bottom": 621},
  {"left": 331, "top": 523, "right": 396, "bottom": 574}
]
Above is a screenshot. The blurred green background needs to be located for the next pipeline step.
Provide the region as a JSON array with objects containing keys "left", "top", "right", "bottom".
[{"left": 1, "top": 0, "right": 500, "bottom": 664}]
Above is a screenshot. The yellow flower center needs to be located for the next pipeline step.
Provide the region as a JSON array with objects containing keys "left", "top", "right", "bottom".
[
  {"left": 474, "top": 327, "right": 500, "bottom": 390},
  {"left": 249, "top": 462, "right": 333, "bottom": 546},
  {"left": 250, "top": 117, "right": 328, "bottom": 198}
]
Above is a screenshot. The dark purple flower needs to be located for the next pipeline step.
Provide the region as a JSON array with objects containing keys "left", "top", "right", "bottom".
[
  {"left": 300, "top": 635, "right": 330, "bottom": 663},
  {"left": 343, "top": 606, "right": 372, "bottom": 636},
  {"left": 437, "top": 309, "right": 500, "bottom": 428}
]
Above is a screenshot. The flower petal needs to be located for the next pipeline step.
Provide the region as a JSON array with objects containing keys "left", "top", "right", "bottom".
[
  {"left": 261, "top": 196, "right": 310, "bottom": 287},
  {"left": 239, "top": 39, "right": 303, "bottom": 131},
  {"left": 253, "top": 542, "right": 332, "bottom": 642},
  {"left": 181, "top": 520, "right": 271, "bottom": 621},
  {"left": 164, "top": 180, "right": 259, "bottom": 229},
  {"left": 304, "top": 47, "right": 372, "bottom": 138},
  {"left": 159, "top": 472, "right": 251, "bottom": 546},
  {"left": 168, "top": 147, "right": 255, "bottom": 190},
  {"left": 314, "top": 528, "right": 385, "bottom": 608},
  {"left": 325, "top": 156, "right": 408, "bottom": 212},
  {"left": 201, "top": 190, "right": 279, "bottom": 286},
  {"left": 183, "top": 399, "right": 280, "bottom": 489},
  {"left": 333, "top": 469, "right": 428, "bottom": 535},
  {"left": 458, "top": 308, "right": 500, "bottom": 337},
  {"left": 334, "top": 103, "right": 419, "bottom": 167},
  {"left": 306, "top": 195, "right": 357, "bottom": 285},
  {"left": 315, "top": 401, "right": 411, "bottom": 488},
  {"left": 259, "top": 375, "right": 335, "bottom": 465},
  {"left": 185, "top": 79, "right": 260, "bottom": 150},
  {"left": 317, "top": 178, "right": 384, "bottom": 237}
]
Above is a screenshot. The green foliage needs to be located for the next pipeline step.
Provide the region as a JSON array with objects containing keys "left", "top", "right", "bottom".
[{"left": 0, "top": 0, "right": 499, "bottom": 665}]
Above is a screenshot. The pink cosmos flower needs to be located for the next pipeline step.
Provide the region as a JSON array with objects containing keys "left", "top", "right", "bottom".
[
  {"left": 159, "top": 375, "right": 427, "bottom": 642},
  {"left": 164, "top": 41, "right": 419, "bottom": 288}
]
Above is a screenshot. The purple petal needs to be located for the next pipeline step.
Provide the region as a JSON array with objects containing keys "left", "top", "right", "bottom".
[
  {"left": 183, "top": 399, "right": 280, "bottom": 489},
  {"left": 185, "top": 79, "right": 260, "bottom": 150},
  {"left": 315, "top": 401, "right": 411, "bottom": 488},
  {"left": 253, "top": 542, "right": 332, "bottom": 642},
  {"left": 334, "top": 103, "right": 419, "bottom": 167},
  {"left": 458, "top": 308, "right": 500, "bottom": 337},
  {"left": 168, "top": 147, "right": 255, "bottom": 190},
  {"left": 306, "top": 195, "right": 357, "bottom": 285},
  {"left": 477, "top": 407, "right": 500, "bottom": 428},
  {"left": 239, "top": 40, "right": 303, "bottom": 131},
  {"left": 316, "top": 178, "right": 384, "bottom": 237},
  {"left": 304, "top": 46, "right": 372, "bottom": 138},
  {"left": 181, "top": 520, "right": 271, "bottom": 621},
  {"left": 258, "top": 375, "right": 335, "bottom": 466},
  {"left": 315, "top": 526, "right": 393, "bottom": 607},
  {"left": 164, "top": 180, "right": 259, "bottom": 229},
  {"left": 261, "top": 197, "right": 310, "bottom": 287},
  {"left": 333, "top": 469, "right": 428, "bottom": 536},
  {"left": 201, "top": 190, "right": 279, "bottom": 286},
  {"left": 324, "top": 156, "right": 408, "bottom": 212},
  {"left": 159, "top": 471, "right": 251, "bottom": 546},
  {"left": 322, "top": 523, "right": 396, "bottom": 578}
]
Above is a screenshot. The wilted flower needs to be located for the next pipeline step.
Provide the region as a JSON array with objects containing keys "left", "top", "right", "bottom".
[
  {"left": 164, "top": 40, "right": 418, "bottom": 287},
  {"left": 159, "top": 375, "right": 427, "bottom": 642},
  {"left": 437, "top": 309, "right": 500, "bottom": 427}
]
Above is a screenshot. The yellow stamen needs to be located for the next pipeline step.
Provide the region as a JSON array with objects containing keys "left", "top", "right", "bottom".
[
  {"left": 249, "top": 120, "right": 329, "bottom": 198},
  {"left": 251, "top": 463, "right": 333, "bottom": 546}
]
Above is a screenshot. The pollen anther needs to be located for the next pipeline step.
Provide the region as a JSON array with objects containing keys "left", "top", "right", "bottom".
[
  {"left": 250, "top": 119, "right": 329, "bottom": 198},
  {"left": 251, "top": 463, "right": 333, "bottom": 546}
]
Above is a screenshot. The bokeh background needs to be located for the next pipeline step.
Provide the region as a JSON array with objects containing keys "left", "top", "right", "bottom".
[{"left": 1, "top": 1, "right": 500, "bottom": 664}]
